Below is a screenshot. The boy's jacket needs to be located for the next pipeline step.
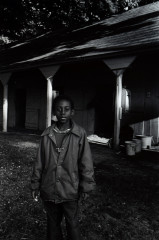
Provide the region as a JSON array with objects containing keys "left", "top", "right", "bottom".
[{"left": 31, "top": 121, "right": 96, "bottom": 202}]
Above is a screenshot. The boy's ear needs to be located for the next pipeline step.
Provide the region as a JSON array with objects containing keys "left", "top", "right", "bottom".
[{"left": 71, "top": 109, "right": 75, "bottom": 116}]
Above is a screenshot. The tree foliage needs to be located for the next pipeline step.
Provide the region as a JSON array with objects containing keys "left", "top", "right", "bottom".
[{"left": 0, "top": 0, "right": 158, "bottom": 42}]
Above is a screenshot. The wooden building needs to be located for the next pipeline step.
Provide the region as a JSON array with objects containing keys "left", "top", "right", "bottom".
[{"left": 0, "top": 2, "right": 159, "bottom": 149}]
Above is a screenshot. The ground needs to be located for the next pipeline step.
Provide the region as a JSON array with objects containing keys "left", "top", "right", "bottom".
[{"left": 1, "top": 132, "right": 159, "bottom": 240}]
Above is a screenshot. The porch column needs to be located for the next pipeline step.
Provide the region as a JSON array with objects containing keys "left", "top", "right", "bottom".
[
  {"left": 39, "top": 65, "right": 60, "bottom": 128},
  {"left": 0, "top": 73, "right": 12, "bottom": 132},
  {"left": 103, "top": 56, "right": 136, "bottom": 149},
  {"left": 3, "top": 84, "right": 8, "bottom": 132},
  {"left": 46, "top": 77, "right": 53, "bottom": 128},
  {"left": 113, "top": 70, "right": 123, "bottom": 149}
]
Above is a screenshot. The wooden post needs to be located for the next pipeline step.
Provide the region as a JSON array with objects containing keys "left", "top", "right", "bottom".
[
  {"left": 39, "top": 65, "right": 60, "bottom": 128},
  {"left": 46, "top": 77, "right": 53, "bottom": 128},
  {"left": 0, "top": 73, "right": 12, "bottom": 132},
  {"left": 103, "top": 56, "right": 136, "bottom": 149},
  {"left": 3, "top": 84, "right": 8, "bottom": 132},
  {"left": 113, "top": 70, "right": 123, "bottom": 150}
]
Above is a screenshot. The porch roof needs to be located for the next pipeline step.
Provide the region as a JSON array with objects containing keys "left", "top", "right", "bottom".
[{"left": 0, "top": 2, "right": 159, "bottom": 73}]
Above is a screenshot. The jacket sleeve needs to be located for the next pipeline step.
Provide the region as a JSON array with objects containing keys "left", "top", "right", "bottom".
[
  {"left": 30, "top": 137, "right": 45, "bottom": 190},
  {"left": 78, "top": 130, "right": 96, "bottom": 193}
]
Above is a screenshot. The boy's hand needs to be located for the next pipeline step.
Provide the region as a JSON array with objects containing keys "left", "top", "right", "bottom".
[
  {"left": 81, "top": 192, "right": 89, "bottom": 200},
  {"left": 32, "top": 190, "right": 40, "bottom": 202},
  {"left": 79, "top": 192, "right": 89, "bottom": 202}
]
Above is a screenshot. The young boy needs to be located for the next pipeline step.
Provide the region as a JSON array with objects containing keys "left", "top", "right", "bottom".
[{"left": 31, "top": 95, "right": 96, "bottom": 240}]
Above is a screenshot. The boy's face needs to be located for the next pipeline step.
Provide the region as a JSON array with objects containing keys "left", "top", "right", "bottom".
[{"left": 54, "top": 100, "right": 74, "bottom": 124}]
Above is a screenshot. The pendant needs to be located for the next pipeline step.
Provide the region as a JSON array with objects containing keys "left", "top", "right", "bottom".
[{"left": 56, "top": 147, "right": 64, "bottom": 153}]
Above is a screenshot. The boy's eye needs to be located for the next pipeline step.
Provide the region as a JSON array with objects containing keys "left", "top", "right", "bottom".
[
  {"left": 65, "top": 107, "right": 70, "bottom": 111},
  {"left": 55, "top": 107, "right": 70, "bottom": 112}
]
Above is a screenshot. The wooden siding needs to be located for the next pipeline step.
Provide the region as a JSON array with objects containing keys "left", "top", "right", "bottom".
[
  {"left": 122, "top": 55, "right": 159, "bottom": 144},
  {"left": 25, "top": 109, "right": 39, "bottom": 130}
]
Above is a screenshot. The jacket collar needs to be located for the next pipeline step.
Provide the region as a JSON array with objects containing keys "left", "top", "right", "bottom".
[
  {"left": 41, "top": 120, "right": 81, "bottom": 137},
  {"left": 71, "top": 120, "right": 81, "bottom": 137}
]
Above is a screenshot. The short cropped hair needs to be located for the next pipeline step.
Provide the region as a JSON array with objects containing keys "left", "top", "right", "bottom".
[{"left": 52, "top": 95, "right": 74, "bottom": 111}]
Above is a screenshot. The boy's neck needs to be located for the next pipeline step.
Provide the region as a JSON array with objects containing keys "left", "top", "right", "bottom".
[{"left": 56, "top": 121, "right": 71, "bottom": 131}]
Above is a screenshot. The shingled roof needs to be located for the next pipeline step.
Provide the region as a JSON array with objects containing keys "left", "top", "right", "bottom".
[{"left": 0, "top": 2, "right": 159, "bottom": 73}]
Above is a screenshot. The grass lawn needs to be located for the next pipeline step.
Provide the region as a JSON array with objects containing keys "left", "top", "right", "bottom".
[{"left": 1, "top": 132, "right": 159, "bottom": 240}]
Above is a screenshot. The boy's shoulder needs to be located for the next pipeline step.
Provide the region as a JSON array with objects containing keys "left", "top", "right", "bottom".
[
  {"left": 71, "top": 121, "right": 86, "bottom": 137},
  {"left": 41, "top": 125, "right": 54, "bottom": 136}
]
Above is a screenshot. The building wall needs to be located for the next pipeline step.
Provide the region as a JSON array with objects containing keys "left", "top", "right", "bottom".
[
  {"left": 53, "top": 61, "right": 115, "bottom": 138},
  {"left": 121, "top": 54, "right": 159, "bottom": 144},
  {"left": 8, "top": 85, "right": 16, "bottom": 127},
  {"left": 1, "top": 55, "right": 158, "bottom": 146},
  {"left": 5, "top": 70, "right": 47, "bottom": 131},
  {"left": 64, "top": 87, "right": 96, "bottom": 136}
]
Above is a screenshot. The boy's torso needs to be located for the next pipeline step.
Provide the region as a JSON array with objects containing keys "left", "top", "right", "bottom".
[{"left": 39, "top": 122, "right": 85, "bottom": 201}]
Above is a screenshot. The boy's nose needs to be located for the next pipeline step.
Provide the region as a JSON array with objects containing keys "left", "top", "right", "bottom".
[{"left": 61, "top": 108, "right": 65, "bottom": 115}]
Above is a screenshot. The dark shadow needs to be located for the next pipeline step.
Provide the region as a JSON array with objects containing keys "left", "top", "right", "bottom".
[{"left": 15, "top": 89, "right": 26, "bottom": 128}]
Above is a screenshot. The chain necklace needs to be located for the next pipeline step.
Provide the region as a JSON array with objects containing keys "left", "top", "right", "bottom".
[{"left": 53, "top": 125, "right": 71, "bottom": 134}]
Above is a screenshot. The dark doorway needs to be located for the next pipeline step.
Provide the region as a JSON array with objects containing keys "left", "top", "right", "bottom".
[
  {"left": 94, "top": 85, "right": 114, "bottom": 138},
  {"left": 15, "top": 89, "right": 26, "bottom": 128}
]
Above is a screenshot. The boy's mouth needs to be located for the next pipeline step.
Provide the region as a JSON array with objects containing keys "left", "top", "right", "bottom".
[{"left": 60, "top": 117, "right": 67, "bottom": 121}]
